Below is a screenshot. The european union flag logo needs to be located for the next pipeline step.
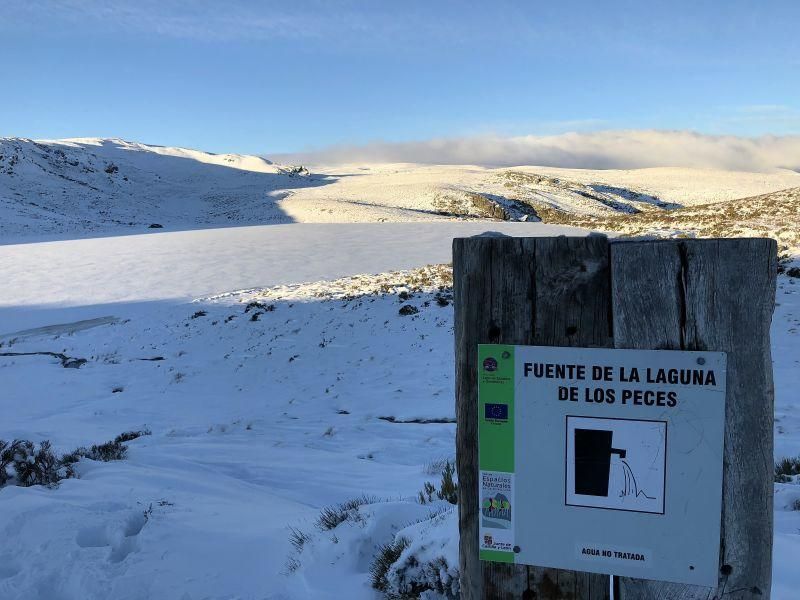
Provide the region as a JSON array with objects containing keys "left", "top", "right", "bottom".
[{"left": 485, "top": 403, "right": 508, "bottom": 421}]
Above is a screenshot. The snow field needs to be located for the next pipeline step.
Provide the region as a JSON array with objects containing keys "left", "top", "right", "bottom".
[
  {"left": 2, "top": 258, "right": 799, "bottom": 598},
  {"left": 0, "top": 266, "right": 462, "bottom": 599}
]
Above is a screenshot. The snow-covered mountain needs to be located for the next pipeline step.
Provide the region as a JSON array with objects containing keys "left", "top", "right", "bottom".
[
  {"left": 3, "top": 137, "right": 799, "bottom": 242},
  {"left": 0, "top": 137, "right": 319, "bottom": 239}
]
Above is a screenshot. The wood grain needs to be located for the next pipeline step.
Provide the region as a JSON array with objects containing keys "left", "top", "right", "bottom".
[
  {"left": 611, "top": 239, "right": 776, "bottom": 600},
  {"left": 454, "top": 235, "right": 612, "bottom": 600}
]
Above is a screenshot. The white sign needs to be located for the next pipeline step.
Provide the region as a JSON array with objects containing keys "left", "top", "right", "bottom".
[{"left": 478, "top": 344, "right": 727, "bottom": 586}]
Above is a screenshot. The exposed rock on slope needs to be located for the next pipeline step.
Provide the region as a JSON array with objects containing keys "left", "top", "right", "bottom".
[{"left": 565, "top": 187, "right": 800, "bottom": 256}]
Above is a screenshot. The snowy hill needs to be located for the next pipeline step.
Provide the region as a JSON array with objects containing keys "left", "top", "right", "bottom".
[
  {"left": 279, "top": 162, "right": 800, "bottom": 224},
  {"left": 3, "top": 137, "right": 800, "bottom": 242},
  {"left": 0, "top": 137, "right": 320, "bottom": 239}
]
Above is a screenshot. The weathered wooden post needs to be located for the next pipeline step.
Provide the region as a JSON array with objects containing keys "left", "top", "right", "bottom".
[
  {"left": 453, "top": 236, "right": 776, "bottom": 600},
  {"left": 454, "top": 235, "right": 614, "bottom": 600},
  {"left": 611, "top": 240, "right": 776, "bottom": 599}
]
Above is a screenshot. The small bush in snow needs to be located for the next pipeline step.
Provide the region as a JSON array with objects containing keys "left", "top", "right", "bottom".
[
  {"left": 399, "top": 305, "right": 419, "bottom": 316},
  {"left": 418, "top": 461, "right": 458, "bottom": 505},
  {"left": 437, "top": 462, "right": 458, "bottom": 505},
  {"left": 1, "top": 440, "right": 64, "bottom": 488},
  {"left": 775, "top": 456, "right": 800, "bottom": 483},
  {"left": 385, "top": 554, "right": 459, "bottom": 600},
  {"left": 419, "top": 482, "right": 437, "bottom": 505},
  {"left": 288, "top": 526, "right": 312, "bottom": 553},
  {"left": 284, "top": 556, "right": 301, "bottom": 574},
  {"left": 316, "top": 494, "right": 376, "bottom": 530},
  {"left": 87, "top": 440, "right": 128, "bottom": 461},
  {"left": 244, "top": 301, "right": 274, "bottom": 313},
  {"left": 63, "top": 440, "right": 128, "bottom": 464},
  {"left": 370, "top": 536, "right": 411, "bottom": 594},
  {"left": 373, "top": 507, "right": 460, "bottom": 600},
  {"left": 0, "top": 440, "right": 13, "bottom": 486},
  {"left": 786, "top": 267, "right": 800, "bottom": 278},
  {"left": 0, "top": 430, "right": 150, "bottom": 489},
  {"left": 113, "top": 429, "right": 151, "bottom": 444}
]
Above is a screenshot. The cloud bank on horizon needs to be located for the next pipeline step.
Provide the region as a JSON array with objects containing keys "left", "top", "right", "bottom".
[{"left": 276, "top": 130, "right": 800, "bottom": 173}]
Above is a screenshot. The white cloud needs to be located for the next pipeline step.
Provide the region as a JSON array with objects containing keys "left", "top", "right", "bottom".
[{"left": 275, "top": 130, "right": 800, "bottom": 172}]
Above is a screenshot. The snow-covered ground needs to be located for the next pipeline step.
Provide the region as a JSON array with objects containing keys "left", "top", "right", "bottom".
[
  {"left": 3, "top": 137, "right": 799, "bottom": 242},
  {"left": 2, "top": 138, "right": 799, "bottom": 599},
  {"left": 772, "top": 274, "right": 800, "bottom": 599},
  {"left": 0, "top": 221, "right": 585, "bottom": 335},
  {"left": 0, "top": 222, "right": 584, "bottom": 600},
  {"left": 2, "top": 228, "right": 799, "bottom": 599},
  {"left": 0, "top": 264, "right": 463, "bottom": 599}
]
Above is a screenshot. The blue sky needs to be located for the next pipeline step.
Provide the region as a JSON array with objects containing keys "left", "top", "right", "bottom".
[{"left": 2, "top": 1, "right": 799, "bottom": 156}]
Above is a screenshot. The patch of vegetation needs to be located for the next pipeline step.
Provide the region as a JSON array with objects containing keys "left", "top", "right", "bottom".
[
  {"left": 406, "top": 265, "right": 452, "bottom": 290},
  {"left": 370, "top": 536, "right": 411, "bottom": 593},
  {"left": 387, "top": 554, "right": 459, "bottom": 599},
  {"left": 113, "top": 429, "right": 151, "bottom": 443},
  {"left": 315, "top": 494, "right": 377, "bottom": 530},
  {"left": 433, "top": 190, "right": 507, "bottom": 220},
  {"left": 398, "top": 305, "right": 419, "bottom": 316},
  {"left": 1, "top": 440, "right": 63, "bottom": 487},
  {"left": 418, "top": 460, "right": 458, "bottom": 505},
  {"left": 1, "top": 429, "right": 151, "bottom": 489},
  {"left": 284, "top": 556, "right": 301, "bottom": 574},
  {"left": 288, "top": 526, "right": 312, "bottom": 553},
  {"left": 775, "top": 456, "right": 800, "bottom": 483},
  {"left": 244, "top": 301, "right": 275, "bottom": 313},
  {"left": 434, "top": 292, "right": 451, "bottom": 307}
]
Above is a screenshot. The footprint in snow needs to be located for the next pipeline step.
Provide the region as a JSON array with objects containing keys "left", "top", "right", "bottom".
[
  {"left": 75, "top": 510, "right": 147, "bottom": 563},
  {"left": 0, "top": 557, "right": 21, "bottom": 579}
]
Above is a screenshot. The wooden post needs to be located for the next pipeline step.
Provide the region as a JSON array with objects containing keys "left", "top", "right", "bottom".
[
  {"left": 454, "top": 235, "right": 612, "bottom": 600},
  {"left": 454, "top": 236, "right": 775, "bottom": 600},
  {"left": 611, "top": 239, "right": 776, "bottom": 600}
]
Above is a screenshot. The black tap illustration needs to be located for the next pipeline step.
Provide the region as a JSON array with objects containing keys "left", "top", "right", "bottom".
[{"left": 574, "top": 428, "right": 627, "bottom": 497}]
